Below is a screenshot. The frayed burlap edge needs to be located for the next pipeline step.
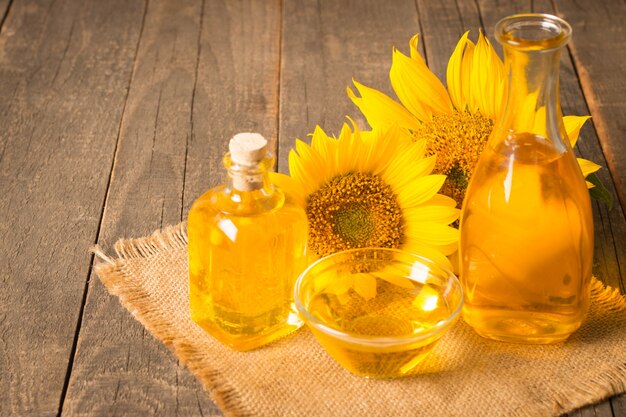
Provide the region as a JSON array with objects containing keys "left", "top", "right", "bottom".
[
  {"left": 93, "top": 224, "right": 626, "bottom": 417},
  {"left": 93, "top": 224, "right": 253, "bottom": 417}
]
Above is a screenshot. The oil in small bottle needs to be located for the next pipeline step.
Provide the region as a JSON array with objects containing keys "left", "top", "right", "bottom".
[{"left": 188, "top": 133, "right": 308, "bottom": 351}]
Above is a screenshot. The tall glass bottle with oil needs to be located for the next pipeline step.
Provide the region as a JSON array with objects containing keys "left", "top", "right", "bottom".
[{"left": 460, "top": 14, "right": 594, "bottom": 344}]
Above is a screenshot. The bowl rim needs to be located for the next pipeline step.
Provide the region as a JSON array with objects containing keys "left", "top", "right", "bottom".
[{"left": 293, "top": 247, "right": 464, "bottom": 347}]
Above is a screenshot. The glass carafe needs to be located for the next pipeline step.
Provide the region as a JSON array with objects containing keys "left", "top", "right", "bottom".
[{"left": 460, "top": 14, "right": 594, "bottom": 344}]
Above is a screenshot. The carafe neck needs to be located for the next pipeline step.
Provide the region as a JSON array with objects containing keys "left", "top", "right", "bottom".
[{"left": 491, "top": 14, "right": 572, "bottom": 153}]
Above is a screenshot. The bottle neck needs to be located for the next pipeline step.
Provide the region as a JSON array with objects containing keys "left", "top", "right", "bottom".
[
  {"left": 224, "top": 155, "right": 275, "bottom": 194},
  {"left": 491, "top": 14, "right": 572, "bottom": 153},
  {"left": 492, "top": 47, "right": 566, "bottom": 152}
]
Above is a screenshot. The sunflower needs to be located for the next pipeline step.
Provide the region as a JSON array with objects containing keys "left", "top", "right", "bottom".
[
  {"left": 348, "top": 31, "right": 601, "bottom": 207},
  {"left": 271, "top": 122, "right": 459, "bottom": 273}
]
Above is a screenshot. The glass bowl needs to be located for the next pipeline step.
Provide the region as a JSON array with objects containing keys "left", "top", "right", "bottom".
[{"left": 294, "top": 248, "right": 463, "bottom": 378}]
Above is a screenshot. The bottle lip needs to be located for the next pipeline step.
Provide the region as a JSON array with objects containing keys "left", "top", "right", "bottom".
[{"left": 495, "top": 13, "right": 572, "bottom": 51}]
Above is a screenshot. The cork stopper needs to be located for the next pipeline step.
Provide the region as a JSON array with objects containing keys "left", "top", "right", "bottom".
[
  {"left": 229, "top": 133, "right": 268, "bottom": 166},
  {"left": 228, "top": 133, "right": 268, "bottom": 191}
]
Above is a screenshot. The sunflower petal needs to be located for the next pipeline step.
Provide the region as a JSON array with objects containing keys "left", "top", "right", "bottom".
[
  {"left": 405, "top": 223, "right": 460, "bottom": 246},
  {"left": 347, "top": 80, "right": 419, "bottom": 130},
  {"left": 353, "top": 273, "right": 377, "bottom": 300},
  {"left": 397, "top": 175, "right": 447, "bottom": 208},
  {"left": 447, "top": 31, "right": 472, "bottom": 112},
  {"left": 563, "top": 115, "right": 591, "bottom": 148},
  {"left": 289, "top": 149, "right": 320, "bottom": 193},
  {"left": 577, "top": 157, "right": 602, "bottom": 179},
  {"left": 390, "top": 38, "right": 453, "bottom": 120},
  {"left": 270, "top": 172, "right": 305, "bottom": 206},
  {"left": 295, "top": 139, "right": 328, "bottom": 186},
  {"left": 400, "top": 241, "right": 454, "bottom": 270},
  {"left": 403, "top": 205, "right": 460, "bottom": 225},
  {"left": 470, "top": 31, "right": 504, "bottom": 119}
]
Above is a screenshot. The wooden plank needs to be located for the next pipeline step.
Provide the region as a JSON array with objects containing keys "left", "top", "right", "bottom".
[
  {"left": 0, "top": 0, "right": 145, "bottom": 415},
  {"left": 278, "top": 0, "right": 422, "bottom": 172},
  {"left": 0, "top": 0, "right": 11, "bottom": 30},
  {"left": 613, "top": 393, "right": 626, "bottom": 417},
  {"left": 553, "top": 0, "right": 626, "bottom": 212},
  {"left": 62, "top": 0, "right": 282, "bottom": 415},
  {"left": 571, "top": 401, "right": 615, "bottom": 417},
  {"left": 547, "top": 0, "right": 626, "bottom": 295},
  {"left": 182, "top": 0, "right": 282, "bottom": 208},
  {"left": 415, "top": 0, "right": 482, "bottom": 80}
]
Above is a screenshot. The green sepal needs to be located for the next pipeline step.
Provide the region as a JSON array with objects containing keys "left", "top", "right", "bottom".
[{"left": 588, "top": 173, "right": 613, "bottom": 210}]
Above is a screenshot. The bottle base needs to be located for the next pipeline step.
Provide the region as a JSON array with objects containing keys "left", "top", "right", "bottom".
[
  {"left": 192, "top": 311, "right": 303, "bottom": 351},
  {"left": 463, "top": 308, "right": 583, "bottom": 344}
]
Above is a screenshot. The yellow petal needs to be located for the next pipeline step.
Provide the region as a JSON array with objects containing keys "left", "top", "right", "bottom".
[
  {"left": 427, "top": 194, "right": 458, "bottom": 207},
  {"left": 390, "top": 42, "right": 453, "bottom": 120},
  {"left": 353, "top": 273, "right": 377, "bottom": 300},
  {"left": 400, "top": 241, "right": 454, "bottom": 271},
  {"left": 405, "top": 223, "right": 460, "bottom": 246},
  {"left": 347, "top": 80, "right": 420, "bottom": 130},
  {"left": 364, "top": 124, "right": 410, "bottom": 175},
  {"left": 447, "top": 31, "right": 472, "bottom": 112},
  {"left": 270, "top": 172, "right": 305, "bottom": 206},
  {"left": 461, "top": 38, "right": 477, "bottom": 114},
  {"left": 397, "top": 175, "right": 447, "bottom": 208},
  {"left": 470, "top": 31, "right": 504, "bottom": 119},
  {"left": 577, "top": 157, "right": 601, "bottom": 178},
  {"left": 563, "top": 115, "right": 591, "bottom": 148},
  {"left": 295, "top": 139, "right": 328, "bottom": 187},
  {"left": 403, "top": 205, "right": 460, "bottom": 225},
  {"left": 372, "top": 269, "right": 415, "bottom": 289}
]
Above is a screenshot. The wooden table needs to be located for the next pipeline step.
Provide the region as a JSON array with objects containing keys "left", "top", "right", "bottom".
[{"left": 1, "top": 0, "right": 624, "bottom": 415}]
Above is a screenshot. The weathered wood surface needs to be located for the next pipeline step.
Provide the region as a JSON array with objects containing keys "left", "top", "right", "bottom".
[
  {"left": 62, "top": 0, "right": 281, "bottom": 415},
  {"left": 0, "top": 0, "right": 623, "bottom": 416},
  {"left": 60, "top": 0, "right": 215, "bottom": 415},
  {"left": 278, "top": 0, "right": 421, "bottom": 171},
  {"left": 0, "top": 0, "right": 145, "bottom": 415},
  {"left": 555, "top": 0, "right": 626, "bottom": 213},
  {"left": 0, "top": 0, "right": 11, "bottom": 27}
]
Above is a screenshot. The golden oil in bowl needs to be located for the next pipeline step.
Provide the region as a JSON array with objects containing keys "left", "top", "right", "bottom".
[{"left": 295, "top": 248, "right": 463, "bottom": 378}]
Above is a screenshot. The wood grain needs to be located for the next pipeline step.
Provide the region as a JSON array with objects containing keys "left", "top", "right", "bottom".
[
  {"left": 573, "top": 401, "right": 615, "bottom": 417},
  {"left": 182, "top": 0, "right": 282, "bottom": 211},
  {"left": 414, "top": 0, "right": 481, "bottom": 80},
  {"left": 612, "top": 394, "right": 626, "bottom": 417},
  {"left": 0, "top": 0, "right": 11, "bottom": 30},
  {"left": 62, "top": 0, "right": 282, "bottom": 415},
  {"left": 0, "top": 0, "right": 622, "bottom": 415},
  {"left": 553, "top": 0, "right": 626, "bottom": 213},
  {"left": 60, "top": 0, "right": 214, "bottom": 415},
  {"left": 0, "top": 0, "right": 145, "bottom": 415},
  {"left": 278, "top": 0, "right": 422, "bottom": 172}
]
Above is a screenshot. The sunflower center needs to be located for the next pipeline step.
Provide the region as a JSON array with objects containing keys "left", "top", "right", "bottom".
[
  {"left": 413, "top": 110, "right": 493, "bottom": 206},
  {"left": 333, "top": 203, "right": 375, "bottom": 245},
  {"left": 305, "top": 172, "right": 404, "bottom": 257}
]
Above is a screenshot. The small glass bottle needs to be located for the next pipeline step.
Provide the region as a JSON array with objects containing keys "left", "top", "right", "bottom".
[
  {"left": 460, "top": 14, "right": 594, "bottom": 344},
  {"left": 188, "top": 133, "right": 308, "bottom": 350}
]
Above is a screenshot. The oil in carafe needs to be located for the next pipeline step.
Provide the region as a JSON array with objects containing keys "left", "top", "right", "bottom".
[{"left": 461, "top": 133, "right": 593, "bottom": 343}]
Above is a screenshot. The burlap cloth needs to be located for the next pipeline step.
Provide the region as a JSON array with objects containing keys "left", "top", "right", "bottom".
[{"left": 94, "top": 223, "right": 626, "bottom": 417}]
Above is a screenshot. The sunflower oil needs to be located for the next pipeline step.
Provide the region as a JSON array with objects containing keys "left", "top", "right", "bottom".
[
  {"left": 460, "top": 14, "right": 594, "bottom": 344},
  {"left": 188, "top": 133, "right": 308, "bottom": 351},
  {"left": 306, "top": 278, "right": 454, "bottom": 378},
  {"left": 461, "top": 133, "right": 593, "bottom": 343}
]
